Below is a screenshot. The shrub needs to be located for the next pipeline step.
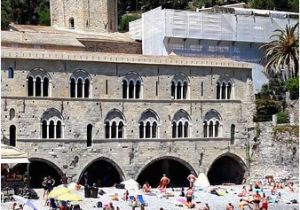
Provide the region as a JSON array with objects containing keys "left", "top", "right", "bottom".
[
  {"left": 118, "top": 13, "right": 140, "bottom": 32},
  {"left": 285, "top": 77, "right": 299, "bottom": 100},
  {"left": 276, "top": 111, "right": 289, "bottom": 124}
]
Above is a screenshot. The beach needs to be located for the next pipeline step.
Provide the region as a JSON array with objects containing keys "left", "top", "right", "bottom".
[{"left": 1, "top": 185, "right": 299, "bottom": 210}]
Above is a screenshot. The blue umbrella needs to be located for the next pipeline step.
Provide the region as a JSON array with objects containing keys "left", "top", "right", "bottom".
[{"left": 13, "top": 195, "right": 39, "bottom": 210}]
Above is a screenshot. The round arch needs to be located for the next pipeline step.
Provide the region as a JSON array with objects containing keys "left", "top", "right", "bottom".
[
  {"left": 13, "top": 157, "right": 63, "bottom": 188},
  {"left": 207, "top": 153, "right": 247, "bottom": 185},
  {"left": 78, "top": 157, "right": 125, "bottom": 187},
  {"left": 136, "top": 156, "right": 197, "bottom": 188}
]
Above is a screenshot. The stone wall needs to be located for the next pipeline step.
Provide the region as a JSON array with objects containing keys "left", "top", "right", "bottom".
[{"left": 249, "top": 122, "right": 299, "bottom": 182}]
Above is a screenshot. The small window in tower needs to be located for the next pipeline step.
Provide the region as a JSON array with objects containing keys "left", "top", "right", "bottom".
[
  {"left": 8, "top": 67, "right": 14, "bottom": 79},
  {"left": 69, "top": 18, "right": 75, "bottom": 29}
]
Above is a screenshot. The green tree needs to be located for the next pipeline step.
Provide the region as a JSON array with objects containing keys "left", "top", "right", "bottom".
[
  {"left": 285, "top": 77, "right": 299, "bottom": 99},
  {"left": 251, "top": 0, "right": 275, "bottom": 10},
  {"left": 118, "top": 13, "right": 140, "bottom": 32},
  {"left": 260, "top": 23, "right": 299, "bottom": 81}
]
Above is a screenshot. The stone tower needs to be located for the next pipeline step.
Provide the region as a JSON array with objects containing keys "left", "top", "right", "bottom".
[{"left": 50, "top": 0, "right": 118, "bottom": 32}]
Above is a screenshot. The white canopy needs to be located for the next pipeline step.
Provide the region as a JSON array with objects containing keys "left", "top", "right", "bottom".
[
  {"left": 121, "top": 179, "right": 140, "bottom": 191},
  {"left": 194, "top": 173, "right": 210, "bottom": 188},
  {"left": 1, "top": 144, "right": 30, "bottom": 164}
]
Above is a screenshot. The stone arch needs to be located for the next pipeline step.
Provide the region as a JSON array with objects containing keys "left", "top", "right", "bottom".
[
  {"left": 207, "top": 153, "right": 247, "bottom": 185},
  {"left": 41, "top": 108, "right": 64, "bottom": 122},
  {"left": 136, "top": 156, "right": 197, "bottom": 187},
  {"left": 122, "top": 72, "right": 143, "bottom": 99},
  {"left": 78, "top": 157, "right": 125, "bottom": 187},
  {"left": 13, "top": 157, "right": 63, "bottom": 188},
  {"left": 139, "top": 109, "right": 160, "bottom": 123}
]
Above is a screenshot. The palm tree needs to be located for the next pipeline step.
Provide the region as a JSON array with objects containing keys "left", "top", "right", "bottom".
[{"left": 260, "top": 23, "right": 299, "bottom": 81}]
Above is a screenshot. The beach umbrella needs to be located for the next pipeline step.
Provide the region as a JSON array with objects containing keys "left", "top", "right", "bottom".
[
  {"left": 194, "top": 173, "right": 210, "bottom": 188},
  {"left": 56, "top": 192, "right": 82, "bottom": 201},
  {"left": 12, "top": 195, "right": 38, "bottom": 210},
  {"left": 121, "top": 179, "right": 140, "bottom": 191},
  {"left": 48, "top": 186, "right": 70, "bottom": 198}
]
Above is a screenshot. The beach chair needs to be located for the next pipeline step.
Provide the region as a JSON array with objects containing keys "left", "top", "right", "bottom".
[
  {"left": 129, "top": 195, "right": 135, "bottom": 201},
  {"left": 138, "top": 194, "right": 147, "bottom": 206},
  {"left": 49, "top": 198, "right": 58, "bottom": 210}
]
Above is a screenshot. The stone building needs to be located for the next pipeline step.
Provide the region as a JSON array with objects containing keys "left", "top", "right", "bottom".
[{"left": 1, "top": 0, "right": 255, "bottom": 187}]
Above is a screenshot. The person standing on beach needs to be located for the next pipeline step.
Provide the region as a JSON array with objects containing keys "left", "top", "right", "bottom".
[
  {"left": 187, "top": 172, "right": 197, "bottom": 188},
  {"left": 159, "top": 174, "right": 170, "bottom": 193},
  {"left": 46, "top": 175, "right": 55, "bottom": 193}
]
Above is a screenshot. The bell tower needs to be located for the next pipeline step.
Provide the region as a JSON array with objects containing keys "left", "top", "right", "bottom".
[{"left": 50, "top": 0, "right": 118, "bottom": 33}]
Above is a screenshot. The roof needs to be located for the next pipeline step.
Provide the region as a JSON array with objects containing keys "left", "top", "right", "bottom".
[
  {"left": 2, "top": 47, "right": 251, "bottom": 69},
  {"left": 2, "top": 24, "right": 136, "bottom": 48}
]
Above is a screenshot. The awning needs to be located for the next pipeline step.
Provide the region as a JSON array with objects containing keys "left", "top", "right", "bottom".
[{"left": 1, "top": 144, "right": 30, "bottom": 164}]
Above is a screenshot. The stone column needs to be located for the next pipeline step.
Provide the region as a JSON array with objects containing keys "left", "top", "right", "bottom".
[
  {"left": 82, "top": 82, "right": 84, "bottom": 98},
  {"left": 220, "top": 124, "right": 223, "bottom": 137},
  {"left": 54, "top": 122, "right": 57, "bottom": 139},
  {"left": 126, "top": 84, "right": 129, "bottom": 99},
  {"left": 232, "top": 84, "right": 235, "bottom": 99},
  {"left": 133, "top": 84, "right": 136, "bottom": 99},
  {"left": 40, "top": 123, "right": 43, "bottom": 139},
  {"left": 41, "top": 81, "right": 44, "bottom": 97},
  {"left": 188, "top": 84, "right": 191, "bottom": 99},
  {"left": 109, "top": 124, "right": 112, "bottom": 139},
  {"left": 181, "top": 84, "right": 183, "bottom": 100},
  {"left": 46, "top": 122, "right": 49, "bottom": 139},
  {"left": 143, "top": 126, "right": 146, "bottom": 138},
  {"left": 62, "top": 124, "right": 65, "bottom": 139},
  {"left": 89, "top": 82, "right": 93, "bottom": 98},
  {"left": 150, "top": 124, "right": 153, "bottom": 138},
  {"left": 219, "top": 85, "right": 222, "bottom": 100},
  {"left": 75, "top": 81, "right": 78, "bottom": 98},
  {"left": 49, "top": 81, "right": 52, "bottom": 97},
  {"left": 175, "top": 84, "right": 178, "bottom": 99},
  {"left": 141, "top": 84, "right": 144, "bottom": 99},
  {"left": 212, "top": 122, "right": 215, "bottom": 137},
  {"left": 157, "top": 125, "right": 160, "bottom": 139},
  {"left": 33, "top": 79, "right": 36, "bottom": 97},
  {"left": 123, "top": 125, "right": 126, "bottom": 138},
  {"left": 225, "top": 84, "right": 228, "bottom": 99}
]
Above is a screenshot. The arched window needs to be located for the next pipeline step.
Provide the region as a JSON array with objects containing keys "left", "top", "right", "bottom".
[
  {"left": 9, "top": 125, "right": 16, "bottom": 147},
  {"left": 8, "top": 67, "right": 14, "bottom": 79},
  {"left": 87, "top": 124, "right": 93, "bottom": 147},
  {"left": 231, "top": 124, "right": 235, "bottom": 144},
  {"left": 104, "top": 109, "right": 126, "bottom": 139},
  {"left": 203, "top": 109, "right": 222, "bottom": 138},
  {"left": 35, "top": 77, "right": 42, "bottom": 96},
  {"left": 77, "top": 78, "right": 83, "bottom": 98},
  {"left": 139, "top": 109, "right": 159, "bottom": 139},
  {"left": 217, "top": 80, "right": 234, "bottom": 99},
  {"left": 27, "top": 68, "right": 51, "bottom": 97},
  {"left": 172, "top": 109, "right": 191, "bottom": 138},
  {"left": 122, "top": 72, "right": 143, "bottom": 99},
  {"left": 171, "top": 73, "right": 189, "bottom": 100},
  {"left": 69, "top": 17, "right": 75, "bottom": 29},
  {"left": 41, "top": 108, "right": 64, "bottom": 139},
  {"left": 9, "top": 108, "right": 15, "bottom": 120},
  {"left": 28, "top": 76, "right": 34, "bottom": 96},
  {"left": 43, "top": 77, "right": 49, "bottom": 97},
  {"left": 70, "top": 70, "right": 91, "bottom": 98}
]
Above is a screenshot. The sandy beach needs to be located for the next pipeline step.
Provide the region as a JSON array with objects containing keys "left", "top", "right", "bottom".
[{"left": 1, "top": 185, "right": 299, "bottom": 210}]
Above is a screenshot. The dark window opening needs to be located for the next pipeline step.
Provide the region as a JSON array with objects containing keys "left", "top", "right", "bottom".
[
  {"left": 215, "top": 121, "right": 219, "bottom": 137},
  {"left": 35, "top": 77, "right": 41, "bottom": 96},
  {"left": 201, "top": 82, "right": 203, "bottom": 97},
  {"left": 221, "top": 83, "right": 226, "bottom": 99},
  {"left": 43, "top": 77, "right": 49, "bottom": 97},
  {"left": 42, "top": 121, "right": 47, "bottom": 138},
  {"left": 209, "top": 122, "right": 213, "bottom": 137},
  {"left": 105, "top": 80, "right": 108, "bottom": 95},
  {"left": 122, "top": 80, "right": 127, "bottom": 99},
  {"left": 171, "top": 81, "right": 175, "bottom": 99},
  {"left": 87, "top": 124, "right": 93, "bottom": 147},
  {"left": 152, "top": 122, "right": 157, "bottom": 138},
  {"left": 231, "top": 124, "right": 235, "bottom": 145},
  {"left": 177, "top": 82, "right": 181, "bottom": 99},
  {"left": 9, "top": 125, "right": 16, "bottom": 147},
  {"left": 70, "top": 78, "right": 75, "bottom": 98},
  {"left": 69, "top": 18, "right": 75, "bottom": 29},
  {"left": 184, "top": 122, "right": 188, "bottom": 137},
  {"left": 28, "top": 77, "right": 34, "bottom": 96},
  {"left": 139, "top": 122, "right": 144, "bottom": 138},
  {"left": 77, "top": 79, "right": 83, "bottom": 98},
  {"left": 84, "top": 79, "right": 90, "bottom": 98},
  {"left": 145, "top": 122, "right": 151, "bottom": 138},
  {"left": 172, "top": 122, "right": 176, "bottom": 138},
  {"left": 129, "top": 81, "right": 134, "bottom": 99},
  {"left": 136, "top": 81, "right": 141, "bottom": 99},
  {"left": 183, "top": 82, "right": 187, "bottom": 99},
  {"left": 227, "top": 83, "right": 232, "bottom": 99},
  {"left": 49, "top": 121, "right": 55, "bottom": 138},
  {"left": 8, "top": 67, "right": 14, "bottom": 79},
  {"left": 56, "top": 121, "right": 61, "bottom": 138},
  {"left": 118, "top": 122, "right": 123, "bottom": 138},
  {"left": 203, "top": 122, "right": 207, "bottom": 138},
  {"left": 105, "top": 122, "right": 110, "bottom": 139},
  {"left": 111, "top": 122, "right": 117, "bottom": 138},
  {"left": 178, "top": 122, "right": 183, "bottom": 138},
  {"left": 9, "top": 108, "right": 15, "bottom": 120},
  {"left": 216, "top": 83, "right": 220, "bottom": 99}
]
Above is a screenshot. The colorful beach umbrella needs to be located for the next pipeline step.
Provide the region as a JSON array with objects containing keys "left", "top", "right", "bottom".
[
  {"left": 56, "top": 192, "right": 82, "bottom": 201},
  {"left": 48, "top": 187, "right": 70, "bottom": 198}
]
